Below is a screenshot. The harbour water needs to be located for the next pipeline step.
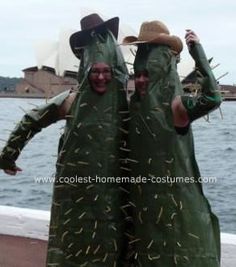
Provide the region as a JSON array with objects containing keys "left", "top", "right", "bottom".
[{"left": 0, "top": 98, "right": 235, "bottom": 234}]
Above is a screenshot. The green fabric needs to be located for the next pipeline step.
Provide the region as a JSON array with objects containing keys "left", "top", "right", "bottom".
[
  {"left": 181, "top": 43, "right": 222, "bottom": 122},
  {"left": 46, "top": 31, "right": 130, "bottom": 267},
  {"left": 128, "top": 45, "right": 220, "bottom": 266},
  {"left": 0, "top": 90, "right": 70, "bottom": 171}
]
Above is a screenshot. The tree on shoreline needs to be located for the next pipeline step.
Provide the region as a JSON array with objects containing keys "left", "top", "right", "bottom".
[{"left": 0, "top": 76, "right": 22, "bottom": 92}]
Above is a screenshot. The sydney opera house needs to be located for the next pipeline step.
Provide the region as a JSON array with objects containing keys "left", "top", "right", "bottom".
[{"left": 14, "top": 26, "right": 235, "bottom": 100}]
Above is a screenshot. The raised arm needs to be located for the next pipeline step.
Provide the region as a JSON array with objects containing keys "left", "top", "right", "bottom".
[{"left": 172, "top": 30, "right": 222, "bottom": 128}]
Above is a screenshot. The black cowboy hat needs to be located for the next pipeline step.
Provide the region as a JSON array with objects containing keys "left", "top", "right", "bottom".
[{"left": 70, "top": 13, "right": 119, "bottom": 57}]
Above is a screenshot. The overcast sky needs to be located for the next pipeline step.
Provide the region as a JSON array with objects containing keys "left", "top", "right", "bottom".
[{"left": 0, "top": 0, "right": 235, "bottom": 84}]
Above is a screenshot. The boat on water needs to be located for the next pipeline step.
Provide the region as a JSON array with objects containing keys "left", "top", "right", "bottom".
[{"left": 0, "top": 205, "right": 235, "bottom": 267}]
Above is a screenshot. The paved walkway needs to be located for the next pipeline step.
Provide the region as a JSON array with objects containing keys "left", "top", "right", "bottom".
[
  {"left": 0, "top": 234, "right": 235, "bottom": 267},
  {"left": 221, "top": 243, "right": 236, "bottom": 267},
  {"left": 0, "top": 235, "right": 47, "bottom": 267}
]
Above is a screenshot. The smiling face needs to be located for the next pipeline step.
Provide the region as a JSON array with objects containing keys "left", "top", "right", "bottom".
[
  {"left": 134, "top": 70, "right": 149, "bottom": 98},
  {"left": 89, "top": 62, "right": 112, "bottom": 94}
]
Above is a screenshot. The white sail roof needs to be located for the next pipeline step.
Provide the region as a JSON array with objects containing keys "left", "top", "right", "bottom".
[
  {"left": 58, "top": 28, "right": 80, "bottom": 76},
  {"left": 34, "top": 40, "right": 59, "bottom": 70},
  {"left": 34, "top": 30, "right": 80, "bottom": 76}
]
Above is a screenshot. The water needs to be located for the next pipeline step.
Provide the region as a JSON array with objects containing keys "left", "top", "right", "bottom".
[{"left": 0, "top": 98, "right": 235, "bottom": 234}]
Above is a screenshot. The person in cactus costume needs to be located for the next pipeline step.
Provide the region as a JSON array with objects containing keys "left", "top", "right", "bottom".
[
  {"left": 122, "top": 21, "right": 222, "bottom": 266},
  {"left": 0, "top": 13, "right": 130, "bottom": 266}
]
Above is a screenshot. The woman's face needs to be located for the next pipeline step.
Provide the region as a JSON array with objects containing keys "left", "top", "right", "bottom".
[
  {"left": 89, "top": 62, "right": 112, "bottom": 94},
  {"left": 134, "top": 70, "right": 149, "bottom": 98}
]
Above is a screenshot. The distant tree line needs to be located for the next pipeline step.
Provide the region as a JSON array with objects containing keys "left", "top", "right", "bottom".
[{"left": 0, "top": 76, "right": 22, "bottom": 92}]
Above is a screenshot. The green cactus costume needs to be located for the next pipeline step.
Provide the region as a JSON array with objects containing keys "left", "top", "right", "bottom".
[
  {"left": 0, "top": 31, "right": 130, "bottom": 266},
  {"left": 128, "top": 44, "right": 221, "bottom": 266},
  {"left": 46, "top": 31, "right": 130, "bottom": 267}
]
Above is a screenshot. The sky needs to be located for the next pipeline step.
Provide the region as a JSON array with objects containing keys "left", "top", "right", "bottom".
[{"left": 0, "top": 0, "right": 235, "bottom": 85}]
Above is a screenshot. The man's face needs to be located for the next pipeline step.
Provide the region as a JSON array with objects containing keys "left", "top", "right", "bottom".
[
  {"left": 134, "top": 70, "right": 149, "bottom": 98},
  {"left": 89, "top": 62, "right": 112, "bottom": 94}
]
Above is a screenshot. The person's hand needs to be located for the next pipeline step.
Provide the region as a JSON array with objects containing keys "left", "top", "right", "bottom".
[
  {"left": 185, "top": 29, "right": 200, "bottom": 49},
  {"left": 4, "top": 166, "right": 22, "bottom": 175}
]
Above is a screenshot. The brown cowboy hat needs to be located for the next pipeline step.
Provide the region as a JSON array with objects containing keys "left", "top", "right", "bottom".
[
  {"left": 122, "top": 20, "right": 183, "bottom": 54},
  {"left": 70, "top": 13, "right": 119, "bottom": 57}
]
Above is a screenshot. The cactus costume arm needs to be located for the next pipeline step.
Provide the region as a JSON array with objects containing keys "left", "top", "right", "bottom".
[
  {"left": 0, "top": 90, "right": 70, "bottom": 171},
  {"left": 181, "top": 43, "right": 222, "bottom": 122}
]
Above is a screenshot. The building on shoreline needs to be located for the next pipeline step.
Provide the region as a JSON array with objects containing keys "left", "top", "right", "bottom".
[
  {"left": 220, "top": 84, "right": 236, "bottom": 101},
  {"left": 15, "top": 66, "right": 78, "bottom": 98},
  {"left": 1, "top": 69, "right": 235, "bottom": 100}
]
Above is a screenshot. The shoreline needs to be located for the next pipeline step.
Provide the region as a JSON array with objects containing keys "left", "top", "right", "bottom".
[
  {"left": 1, "top": 93, "right": 236, "bottom": 101},
  {"left": 0, "top": 93, "right": 46, "bottom": 99}
]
